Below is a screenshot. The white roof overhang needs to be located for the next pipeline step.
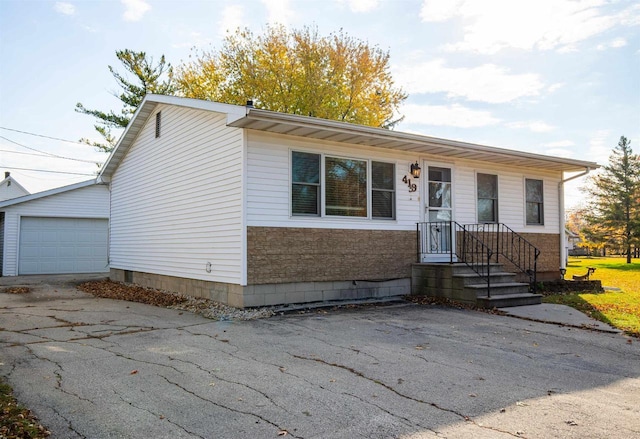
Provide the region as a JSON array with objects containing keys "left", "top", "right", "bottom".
[{"left": 229, "top": 108, "right": 599, "bottom": 173}]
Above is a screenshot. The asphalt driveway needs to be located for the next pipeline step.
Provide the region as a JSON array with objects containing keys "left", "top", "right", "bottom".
[{"left": 1, "top": 279, "right": 639, "bottom": 439}]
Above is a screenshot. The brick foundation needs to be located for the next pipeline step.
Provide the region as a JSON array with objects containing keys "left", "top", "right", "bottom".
[{"left": 247, "top": 226, "right": 417, "bottom": 284}]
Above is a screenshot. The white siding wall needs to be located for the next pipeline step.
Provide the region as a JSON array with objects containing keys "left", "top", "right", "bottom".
[
  {"left": 246, "top": 131, "right": 562, "bottom": 234},
  {"left": 246, "top": 131, "right": 421, "bottom": 230},
  {"left": 1, "top": 184, "right": 110, "bottom": 276},
  {"left": 453, "top": 162, "right": 560, "bottom": 233},
  {"left": 110, "top": 105, "right": 244, "bottom": 284}
]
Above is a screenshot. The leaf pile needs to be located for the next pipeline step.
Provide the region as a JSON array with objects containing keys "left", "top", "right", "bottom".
[
  {"left": 78, "top": 280, "right": 188, "bottom": 307},
  {"left": 0, "top": 380, "right": 50, "bottom": 438},
  {"left": 1, "top": 287, "right": 30, "bottom": 294}
]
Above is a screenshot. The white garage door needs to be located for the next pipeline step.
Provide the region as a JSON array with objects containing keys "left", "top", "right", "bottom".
[{"left": 19, "top": 217, "right": 108, "bottom": 275}]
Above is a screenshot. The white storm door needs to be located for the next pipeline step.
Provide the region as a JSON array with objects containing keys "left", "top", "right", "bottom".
[{"left": 423, "top": 165, "right": 454, "bottom": 261}]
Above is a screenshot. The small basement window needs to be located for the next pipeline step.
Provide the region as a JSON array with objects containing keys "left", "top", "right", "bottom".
[{"left": 155, "top": 112, "right": 161, "bottom": 138}]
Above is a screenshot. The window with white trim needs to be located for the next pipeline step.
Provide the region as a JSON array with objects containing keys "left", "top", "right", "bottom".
[
  {"left": 477, "top": 173, "right": 498, "bottom": 223},
  {"left": 291, "top": 151, "right": 321, "bottom": 216},
  {"left": 525, "top": 178, "right": 544, "bottom": 225},
  {"left": 291, "top": 151, "right": 395, "bottom": 219}
]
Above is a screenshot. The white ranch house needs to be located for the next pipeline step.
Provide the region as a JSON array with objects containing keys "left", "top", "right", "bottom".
[{"left": 99, "top": 95, "right": 598, "bottom": 308}]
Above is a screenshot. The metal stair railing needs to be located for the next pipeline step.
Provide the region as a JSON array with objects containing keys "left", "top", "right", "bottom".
[
  {"left": 417, "top": 221, "right": 494, "bottom": 296},
  {"left": 462, "top": 223, "right": 541, "bottom": 293}
]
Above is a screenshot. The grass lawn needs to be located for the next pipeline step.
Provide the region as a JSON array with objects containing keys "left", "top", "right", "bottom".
[{"left": 543, "top": 256, "right": 640, "bottom": 337}]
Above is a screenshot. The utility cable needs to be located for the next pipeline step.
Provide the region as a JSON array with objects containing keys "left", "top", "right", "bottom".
[{"left": 0, "top": 136, "right": 97, "bottom": 164}]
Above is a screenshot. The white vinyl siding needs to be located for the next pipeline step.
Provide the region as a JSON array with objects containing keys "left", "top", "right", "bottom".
[
  {"left": 453, "top": 164, "right": 559, "bottom": 232},
  {"left": 109, "top": 105, "right": 244, "bottom": 284},
  {"left": 246, "top": 131, "right": 421, "bottom": 230},
  {"left": 1, "top": 184, "right": 109, "bottom": 276},
  {"left": 246, "top": 132, "right": 561, "bottom": 234}
]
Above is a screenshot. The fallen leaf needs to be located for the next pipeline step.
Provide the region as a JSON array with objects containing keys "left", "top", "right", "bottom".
[
  {"left": 130, "top": 370, "right": 138, "bottom": 375},
  {"left": 500, "top": 408, "right": 506, "bottom": 413},
  {"left": 516, "top": 401, "right": 528, "bottom": 407},
  {"left": 469, "top": 393, "right": 477, "bottom": 397},
  {"left": 627, "top": 339, "right": 633, "bottom": 344},
  {"left": 209, "top": 382, "right": 216, "bottom": 387},
  {"left": 278, "top": 430, "right": 288, "bottom": 436},
  {"left": 533, "top": 342, "right": 539, "bottom": 347},
  {"left": 329, "top": 379, "right": 336, "bottom": 383},
  {"left": 159, "top": 415, "right": 165, "bottom": 420},
  {"left": 279, "top": 367, "right": 286, "bottom": 373},
  {"left": 565, "top": 420, "right": 578, "bottom": 426},
  {"left": 415, "top": 346, "right": 424, "bottom": 350}
]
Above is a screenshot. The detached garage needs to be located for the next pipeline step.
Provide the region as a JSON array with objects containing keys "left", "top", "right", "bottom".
[{"left": 0, "top": 180, "right": 110, "bottom": 276}]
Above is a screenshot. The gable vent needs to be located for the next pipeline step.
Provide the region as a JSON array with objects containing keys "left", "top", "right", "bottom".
[{"left": 155, "top": 111, "right": 161, "bottom": 138}]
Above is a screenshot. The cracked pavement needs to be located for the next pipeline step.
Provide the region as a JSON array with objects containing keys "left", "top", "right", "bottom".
[{"left": 1, "top": 278, "right": 639, "bottom": 438}]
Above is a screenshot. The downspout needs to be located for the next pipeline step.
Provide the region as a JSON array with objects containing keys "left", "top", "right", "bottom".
[{"left": 558, "top": 167, "right": 591, "bottom": 269}]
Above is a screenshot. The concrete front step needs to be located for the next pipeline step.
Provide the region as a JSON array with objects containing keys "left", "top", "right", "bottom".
[
  {"left": 476, "top": 293, "right": 543, "bottom": 308},
  {"left": 464, "top": 282, "right": 531, "bottom": 296},
  {"left": 453, "top": 272, "right": 518, "bottom": 286}
]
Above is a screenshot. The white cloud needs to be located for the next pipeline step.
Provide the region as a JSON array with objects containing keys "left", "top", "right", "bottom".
[
  {"left": 420, "top": 0, "right": 638, "bottom": 54},
  {"left": 341, "top": 0, "right": 380, "bottom": 13},
  {"left": 261, "top": 0, "right": 295, "bottom": 25},
  {"left": 544, "top": 148, "right": 574, "bottom": 158},
  {"left": 547, "top": 83, "right": 565, "bottom": 93},
  {"left": 121, "top": 0, "right": 151, "bottom": 22},
  {"left": 402, "top": 103, "right": 501, "bottom": 128},
  {"left": 507, "top": 121, "right": 555, "bottom": 132},
  {"left": 395, "top": 59, "right": 545, "bottom": 104},
  {"left": 544, "top": 140, "right": 575, "bottom": 148},
  {"left": 596, "top": 37, "right": 627, "bottom": 50},
  {"left": 54, "top": 2, "right": 75, "bottom": 15},
  {"left": 218, "top": 5, "right": 245, "bottom": 37},
  {"left": 588, "top": 129, "right": 614, "bottom": 165}
]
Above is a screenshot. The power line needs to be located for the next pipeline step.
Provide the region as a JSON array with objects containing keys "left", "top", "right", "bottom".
[
  {"left": 0, "top": 149, "right": 101, "bottom": 163},
  {"left": 0, "top": 136, "right": 98, "bottom": 164},
  {"left": 0, "top": 166, "right": 95, "bottom": 176},
  {"left": 0, "top": 126, "right": 87, "bottom": 145}
]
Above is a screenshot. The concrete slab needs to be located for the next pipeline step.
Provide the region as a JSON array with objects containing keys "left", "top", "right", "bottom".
[
  {"left": 499, "top": 303, "right": 622, "bottom": 333},
  {"left": 1, "top": 281, "right": 638, "bottom": 439}
]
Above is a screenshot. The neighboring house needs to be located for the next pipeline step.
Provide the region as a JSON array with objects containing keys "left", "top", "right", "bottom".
[
  {"left": 0, "top": 180, "right": 110, "bottom": 276},
  {"left": 0, "top": 172, "right": 29, "bottom": 201},
  {"left": 98, "top": 94, "right": 599, "bottom": 308}
]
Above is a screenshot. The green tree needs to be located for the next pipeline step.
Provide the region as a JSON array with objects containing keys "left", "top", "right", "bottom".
[
  {"left": 176, "top": 25, "right": 407, "bottom": 129},
  {"left": 76, "top": 49, "right": 175, "bottom": 153},
  {"left": 584, "top": 136, "right": 640, "bottom": 262}
]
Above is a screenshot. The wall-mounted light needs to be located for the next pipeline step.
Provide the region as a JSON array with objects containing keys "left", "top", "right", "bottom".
[
  {"left": 559, "top": 267, "right": 566, "bottom": 280},
  {"left": 410, "top": 161, "right": 421, "bottom": 179}
]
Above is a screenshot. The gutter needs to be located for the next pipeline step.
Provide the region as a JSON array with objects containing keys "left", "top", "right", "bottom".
[{"left": 558, "top": 167, "right": 592, "bottom": 269}]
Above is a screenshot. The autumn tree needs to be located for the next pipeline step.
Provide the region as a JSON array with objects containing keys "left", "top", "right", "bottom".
[
  {"left": 583, "top": 136, "right": 640, "bottom": 262},
  {"left": 176, "top": 25, "right": 407, "bottom": 128},
  {"left": 76, "top": 49, "right": 175, "bottom": 153}
]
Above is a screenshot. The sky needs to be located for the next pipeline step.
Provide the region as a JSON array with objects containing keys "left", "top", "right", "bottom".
[{"left": 0, "top": 0, "right": 638, "bottom": 210}]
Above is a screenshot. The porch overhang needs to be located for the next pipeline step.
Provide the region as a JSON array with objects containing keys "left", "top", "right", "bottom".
[{"left": 228, "top": 109, "right": 599, "bottom": 173}]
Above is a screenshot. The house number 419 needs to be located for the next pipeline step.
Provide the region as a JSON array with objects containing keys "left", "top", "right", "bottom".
[{"left": 402, "top": 175, "right": 417, "bottom": 192}]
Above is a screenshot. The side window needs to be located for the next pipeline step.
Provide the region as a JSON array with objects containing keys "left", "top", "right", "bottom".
[
  {"left": 291, "top": 151, "right": 320, "bottom": 216},
  {"left": 477, "top": 173, "right": 498, "bottom": 223},
  {"left": 525, "top": 178, "right": 544, "bottom": 225},
  {"left": 372, "top": 161, "right": 395, "bottom": 219}
]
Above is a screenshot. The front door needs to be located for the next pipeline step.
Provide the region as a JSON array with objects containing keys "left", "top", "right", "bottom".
[{"left": 422, "top": 164, "right": 454, "bottom": 262}]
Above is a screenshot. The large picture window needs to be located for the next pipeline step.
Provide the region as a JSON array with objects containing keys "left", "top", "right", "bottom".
[
  {"left": 525, "top": 178, "right": 544, "bottom": 225},
  {"left": 477, "top": 173, "right": 498, "bottom": 223},
  {"left": 325, "top": 157, "right": 368, "bottom": 217},
  {"left": 291, "top": 151, "right": 395, "bottom": 219}
]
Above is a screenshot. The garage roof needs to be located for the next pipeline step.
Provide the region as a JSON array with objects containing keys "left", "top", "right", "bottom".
[
  {"left": 99, "top": 94, "right": 599, "bottom": 178},
  {"left": 0, "top": 180, "right": 101, "bottom": 208}
]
